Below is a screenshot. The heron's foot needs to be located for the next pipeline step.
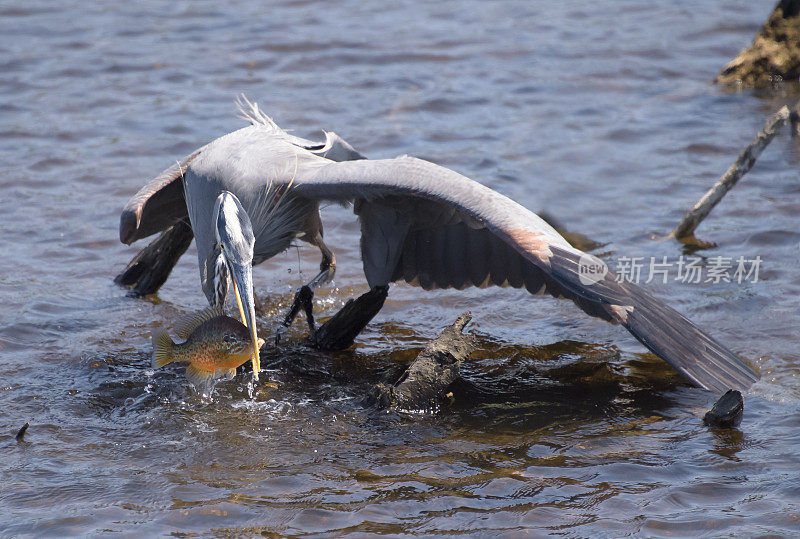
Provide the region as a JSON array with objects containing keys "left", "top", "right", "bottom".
[
  {"left": 276, "top": 285, "right": 316, "bottom": 344},
  {"left": 311, "top": 286, "right": 388, "bottom": 351}
]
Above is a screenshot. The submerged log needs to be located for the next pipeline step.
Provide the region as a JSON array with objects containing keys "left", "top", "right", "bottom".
[
  {"left": 365, "top": 312, "right": 476, "bottom": 410},
  {"left": 703, "top": 389, "right": 744, "bottom": 428},
  {"left": 311, "top": 286, "right": 389, "bottom": 351},
  {"left": 716, "top": 0, "right": 800, "bottom": 87},
  {"left": 114, "top": 221, "right": 193, "bottom": 297}
]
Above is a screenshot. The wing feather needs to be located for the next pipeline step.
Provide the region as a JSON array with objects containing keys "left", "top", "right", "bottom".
[
  {"left": 119, "top": 148, "right": 203, "bottom": 244},
  {"left": 293, "top": 156, "right": 759, "bottom": 391},
  {"left": 467, "top": 228, "right": 491, "bottom": 288},
  {"left": 414, "top": 230, "right": 435, "bottom": 290},
  {"left": 444, "top": 224, "right": 469, "bottom": 290}
]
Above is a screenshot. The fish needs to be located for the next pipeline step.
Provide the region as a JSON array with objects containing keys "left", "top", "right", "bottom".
[{"left": 152, "top": 307, "right": 265, "bottom": 387}]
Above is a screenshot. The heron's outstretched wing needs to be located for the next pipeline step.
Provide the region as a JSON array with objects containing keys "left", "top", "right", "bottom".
[
  {"left": 294, "top": 156, "right": 759, "bottom": 392},
  {"left": 119, "top": 148, "right": 203, "bottom": 245},
  {"left": 119, "top": 127, "right": 365, "bottom": 246}
]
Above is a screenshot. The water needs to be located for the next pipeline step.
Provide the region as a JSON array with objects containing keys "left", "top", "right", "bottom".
[{"left": 2, "top": 0, "right": 800, "bottom": 535}]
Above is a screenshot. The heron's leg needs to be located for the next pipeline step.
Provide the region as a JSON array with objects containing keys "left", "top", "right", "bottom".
[
  {"left": 307, "top": 233, "right": 336, "bottom": 289},
  {"left": 281, "top": 285, "right": 316, "bottom": 334},
  {"left": 276, "top": 233, "right": 336, "bottom": 342}
]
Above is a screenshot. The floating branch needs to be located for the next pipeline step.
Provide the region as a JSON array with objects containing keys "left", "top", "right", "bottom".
[
  {"left": 671, "top": 105, "right": 792, "bottom": 241},
  {"left": 15, "top": 422, "right": 29, "bottom": 442}
]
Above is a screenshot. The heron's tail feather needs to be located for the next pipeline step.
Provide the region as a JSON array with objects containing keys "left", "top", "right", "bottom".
[{"left": 152, "top": 331, "right": 176, "bottom": 368}]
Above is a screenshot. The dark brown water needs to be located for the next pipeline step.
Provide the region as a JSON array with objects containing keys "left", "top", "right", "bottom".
[{"left": 2, "top": 1, "right": 800, "bottom": 535}]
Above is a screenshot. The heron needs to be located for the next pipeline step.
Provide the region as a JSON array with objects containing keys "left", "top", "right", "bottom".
[{"left": 118, "top": 98, "right": 759, "bottom": 392}]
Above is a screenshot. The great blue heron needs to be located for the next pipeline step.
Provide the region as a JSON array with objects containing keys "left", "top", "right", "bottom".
[{"left": 119, "top": 98, "right": 759, "bottom": 392}]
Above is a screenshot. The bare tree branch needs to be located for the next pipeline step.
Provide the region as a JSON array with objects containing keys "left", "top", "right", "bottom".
[{"left": 671, "top": 105, "right": 791, "bottom": 241}]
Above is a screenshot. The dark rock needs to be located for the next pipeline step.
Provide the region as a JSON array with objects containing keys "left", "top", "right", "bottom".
[{"left": 703, "top": 389, "right": 744, "bottom": 428}]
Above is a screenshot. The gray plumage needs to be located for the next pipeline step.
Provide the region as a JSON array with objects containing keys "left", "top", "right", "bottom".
[{"left": 120, "top": 99, "right": 759, "bottom": 392}]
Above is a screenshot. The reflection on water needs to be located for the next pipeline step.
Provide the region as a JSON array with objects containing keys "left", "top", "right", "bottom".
[{"left": 2, "top": 0, "right": 800, "bottom": 535}]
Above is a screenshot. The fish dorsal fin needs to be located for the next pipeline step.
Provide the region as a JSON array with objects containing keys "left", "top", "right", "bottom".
[{"left": 174, "top": 306, "right": 224, "bottom": 341}]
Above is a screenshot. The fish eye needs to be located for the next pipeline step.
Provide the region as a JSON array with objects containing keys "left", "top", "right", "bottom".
[{"left": 222, "top": 334, "right": 232, "bottom": 343}]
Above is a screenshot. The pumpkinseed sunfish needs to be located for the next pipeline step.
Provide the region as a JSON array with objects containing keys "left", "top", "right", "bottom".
[{"left": 152, "top": 307, "right": 264, "bottom": 387}]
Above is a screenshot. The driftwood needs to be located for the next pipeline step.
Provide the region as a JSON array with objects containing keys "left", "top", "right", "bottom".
[
  {"left": 703, "top": 390, "right": 744, "bottom": 428},
  {"left": 365, "top": 312, "right": 476, "bottom": 410},
  {"left": 114, "top": 221, "right": 193, "bottom": 297},
  {"left": 671, "top": 104, "right": 795, "bottom": 241},
  {"left": 716, "top": 0, "right": 800, "bottom": 87}
]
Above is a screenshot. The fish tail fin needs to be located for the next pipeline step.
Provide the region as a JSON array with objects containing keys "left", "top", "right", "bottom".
[
  {"left": 152, "top": 331, "right": 176, "bottom": 368},
  {"left": 185, "top": 364, "right": 216, "bottom": 388}
]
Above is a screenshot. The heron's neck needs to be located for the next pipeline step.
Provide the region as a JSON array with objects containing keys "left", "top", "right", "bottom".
[{"left": 251, "top": 195, "right": 318, "bottom": 265}]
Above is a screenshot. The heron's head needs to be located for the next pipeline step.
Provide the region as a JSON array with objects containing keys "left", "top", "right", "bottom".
[
  {"left": 213, "top": 191, "right": 261, "bottom": 379},
  {"left": 214, "top": 191, "right": 255, "bottom": 264}
]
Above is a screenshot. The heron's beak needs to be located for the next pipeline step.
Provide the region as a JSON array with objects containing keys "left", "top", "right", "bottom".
[{"left": 228, "top": 261, "right": 260, "bottom": 380}]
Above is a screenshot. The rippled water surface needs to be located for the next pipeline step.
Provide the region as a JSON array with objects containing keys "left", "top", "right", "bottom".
[{"left": 3, "top": 1, "right": 800, "bottom": 536}]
